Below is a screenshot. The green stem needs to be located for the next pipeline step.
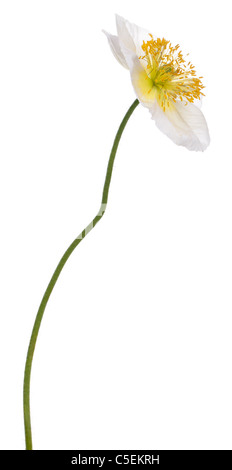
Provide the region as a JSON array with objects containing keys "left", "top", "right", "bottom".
[{"left": 23, "top": 98, "right": 139, "bottom": 450}]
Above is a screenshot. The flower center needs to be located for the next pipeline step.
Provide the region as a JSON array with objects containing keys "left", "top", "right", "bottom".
[{"left": 140, "top": 35, "right": 205, "bottom": 111}]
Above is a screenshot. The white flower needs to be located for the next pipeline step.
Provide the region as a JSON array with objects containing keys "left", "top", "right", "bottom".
[{"left": 103, "top": 15, "right": 210, "bottom": 152}]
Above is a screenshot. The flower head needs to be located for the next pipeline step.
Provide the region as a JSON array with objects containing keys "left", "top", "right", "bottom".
[{"left": 104, "top": 15, "right": 210, "bottom": 151}]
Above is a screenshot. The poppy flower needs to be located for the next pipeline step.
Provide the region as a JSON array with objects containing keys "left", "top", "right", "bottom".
[{"left": 104, "top": 15, "right": 210, "bottom": 151}]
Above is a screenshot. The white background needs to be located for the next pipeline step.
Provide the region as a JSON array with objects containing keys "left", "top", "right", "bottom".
[{"left": 0, "top": 0, "right": 231, "bottom": 451}]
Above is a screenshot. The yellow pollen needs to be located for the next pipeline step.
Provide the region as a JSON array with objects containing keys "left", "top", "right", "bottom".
[{"left": 139, "top": 34, "right": 205, "bottom": 110}]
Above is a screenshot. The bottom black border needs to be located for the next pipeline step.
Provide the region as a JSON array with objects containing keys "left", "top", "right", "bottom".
[{"left": 0, "top": 449, "right": 230, "bottom": 466}]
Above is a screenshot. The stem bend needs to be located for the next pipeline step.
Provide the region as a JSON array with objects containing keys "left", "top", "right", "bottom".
[{"left": 23, "top": 99, "right": 139, "bottom": 449}]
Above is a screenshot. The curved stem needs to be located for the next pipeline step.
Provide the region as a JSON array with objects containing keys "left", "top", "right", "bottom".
[{"left": 23, "top": 98, "right": 139, "bottom": 450}]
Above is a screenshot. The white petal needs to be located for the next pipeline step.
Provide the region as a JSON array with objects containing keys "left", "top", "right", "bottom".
[
  {"left": 192, "top": 95, "right": 203, "bottom": 109},
  {"left": 150, "top": 100, "right": 210, "bottom": 152},
  {"left": 116, "top": 14, "right": 151, "bottom": 69},
  {"left": 102, "top": 30, "right": 129, "bottom": 69},
  {"left": 116, "top": 14, "right": 151, "bottom": 55},
  {"left": 115, "top": 15, "right": 136, "bottom": 54}
]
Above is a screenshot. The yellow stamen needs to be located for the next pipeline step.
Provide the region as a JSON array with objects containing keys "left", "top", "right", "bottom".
[{"left": 139, "top": 35, "right": 204, "bottom": 111}]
